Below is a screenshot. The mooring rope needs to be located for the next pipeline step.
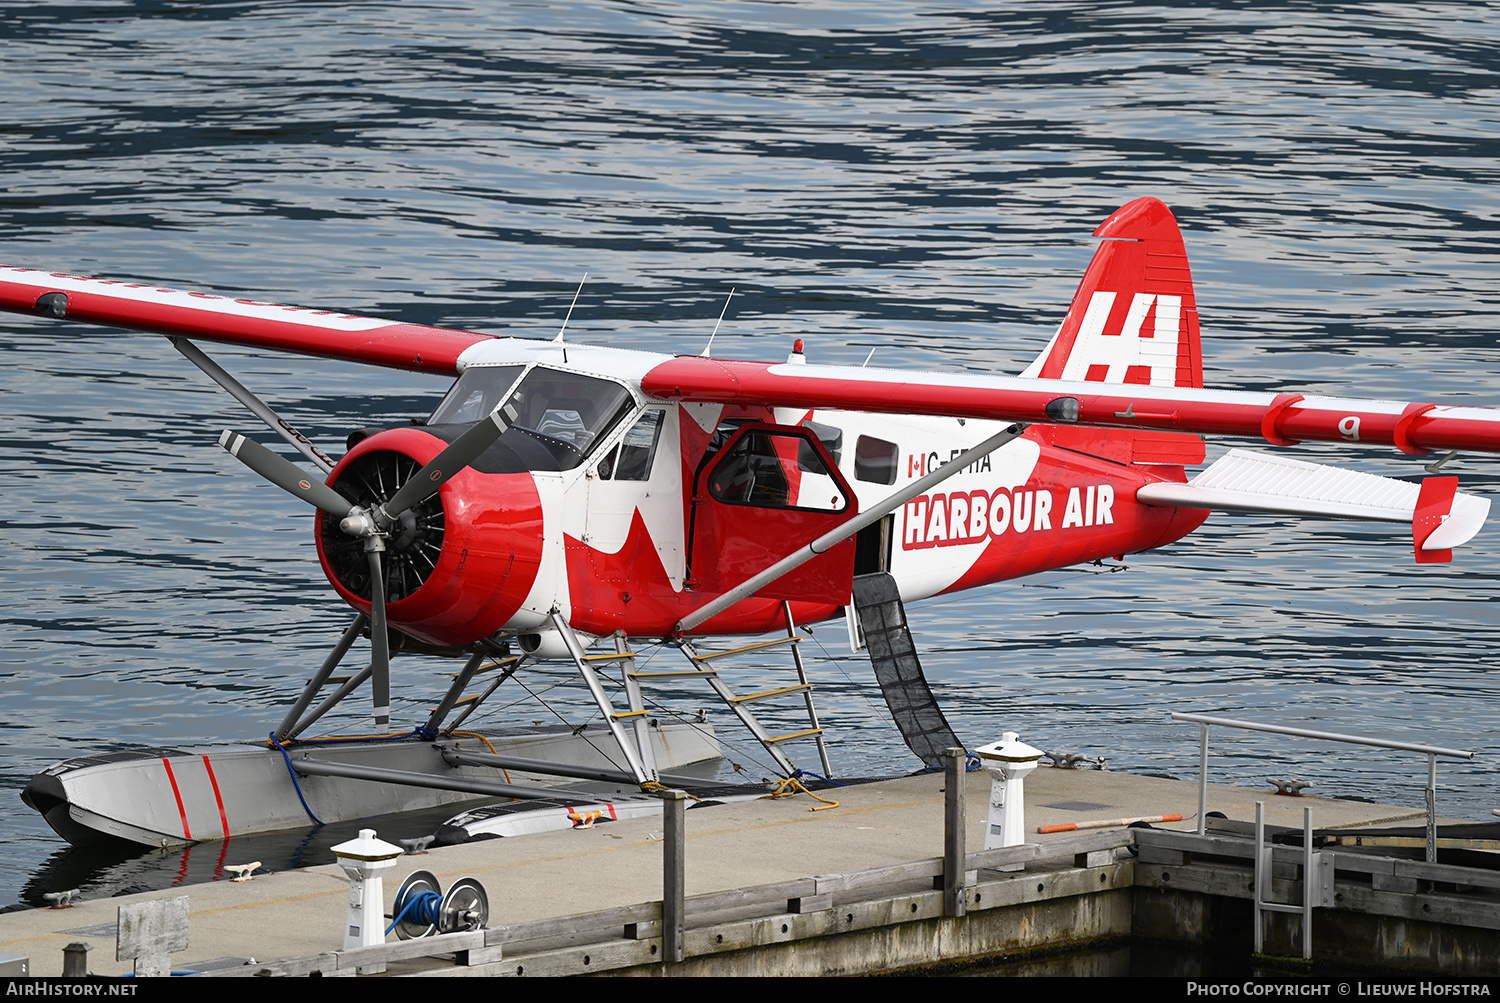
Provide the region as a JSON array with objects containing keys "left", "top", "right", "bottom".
[
  {"left": 446, "top": 730, "right": 498, "bottom": 754},
  {"left": 267, "top": 732, "right": 325, "bottom": 826},
  {"left": 766, "top": 775, "right": 840, "bottom": 811},
  {"left": 639, "top": 779, "right": 702, "bottom": 803}
]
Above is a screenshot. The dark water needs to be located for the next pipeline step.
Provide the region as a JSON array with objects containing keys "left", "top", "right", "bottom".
[{"left": 2, "top": 2, "right": 1500, "bottom": 911}]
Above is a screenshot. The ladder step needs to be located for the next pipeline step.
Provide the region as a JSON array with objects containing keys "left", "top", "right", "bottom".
[
  {"left": 610, "top": 709, "right": 649, "bottom": 720},
  {"left": 768, "top": 728, "right": 824, "bottom": 744},
  {"left": 690, "top": 635, "right": 802, "bottom": 662},
  {"left": 583, "top": 652, "right": 635, "bottom": 664},
  {"left": 479, "top": 656, "right": 521, "bottom": 672},
  {"left": 431, "top": 690, "right": 493, "bottom": 712},
  {"left": 628, "top": 670, "right": 719, "bottom": 679},
  {"left": 730, "top": 683, "right": 813, "bottom": 703},
  {"left": 450, "top": 656, "right": 520, "bottom": 678}
]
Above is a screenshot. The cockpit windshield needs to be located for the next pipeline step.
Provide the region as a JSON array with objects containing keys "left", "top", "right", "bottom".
[
  {"left": 427, "top": 365, "right": 637, "bottom": 472},
  {"left": 502, "top": 368, "right": 636, "bottom": 465},
  {"left": 428, "top": 365, "right": 525, "bottom": 425}
]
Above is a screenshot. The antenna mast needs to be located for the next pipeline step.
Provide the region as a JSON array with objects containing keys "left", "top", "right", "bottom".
[
  {"left": 554, "top": 273, "right": 588, "bottom": 344},
  {"left": 700, "top": 288, "right": 735, "bottom": 358}
]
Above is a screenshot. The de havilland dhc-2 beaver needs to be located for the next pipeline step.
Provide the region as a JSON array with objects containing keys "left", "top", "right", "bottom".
[{"left": 5, "top": 197, "right": 1496, "bottom": 849}]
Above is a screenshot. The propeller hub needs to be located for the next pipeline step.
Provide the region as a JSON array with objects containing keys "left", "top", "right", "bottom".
[
  {"left": 340, "top": 510, "right": 379, "bottom": 538},
  {"left": 321, "top": 449, "right": 446, "bottom": 605}
]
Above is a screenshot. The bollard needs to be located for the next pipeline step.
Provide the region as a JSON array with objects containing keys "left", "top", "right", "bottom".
[
  {"left": 662, "top": 789, "right": 686, "bottom": 963},
  {"left": 224, "top": 862, "right": 261, "bottom": 882},
  {"left": 398, "top": 835, "right": 434, "bottom": 854},
  {"left": 942, "top": 747, "right": 966, "bottom": 918},
  {"left": 43, "top": 890, "right": 79, "bottom": 909},
  {"left": 331, "top": 827, "right": 404, "bottom": 973},
  {"left": 975, "top": 731, "right": 1044, "bottom": 867},
  {"left": 62, "top": 943, "right": 88, "bottom": 978}
]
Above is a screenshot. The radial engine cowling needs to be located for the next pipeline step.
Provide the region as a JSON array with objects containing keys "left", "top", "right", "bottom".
[{"left": 316, "top": 427, "right": 543, "bottom": 646}]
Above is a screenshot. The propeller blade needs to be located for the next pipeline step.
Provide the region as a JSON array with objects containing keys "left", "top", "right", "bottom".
[
  {"left": 218, "top": 431, "right": 355, "bottom": 518},
  {"left": 368, "top": 549, "right": 391, "bottom": 730},
  {"left": 381, "top": 403, "right": 516, "bottom": 520}
]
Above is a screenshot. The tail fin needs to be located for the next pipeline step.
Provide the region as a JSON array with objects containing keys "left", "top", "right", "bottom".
[{"left": 1021, "top": 197, "right": 1203, "bottom": 389}]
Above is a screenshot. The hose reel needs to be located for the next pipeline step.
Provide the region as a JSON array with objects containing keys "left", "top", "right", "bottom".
[{"left": 388, "top": 869, "right": 490, "bottom": 940}]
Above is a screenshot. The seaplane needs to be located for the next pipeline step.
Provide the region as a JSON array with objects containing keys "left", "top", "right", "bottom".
[{"left": 7, "top": 197, "right": 1497, "bottom": 850}]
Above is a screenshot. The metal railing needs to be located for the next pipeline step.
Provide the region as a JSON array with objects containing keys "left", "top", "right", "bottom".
[{"left": 1170, "top": 712, "right": 1475, "bottom": 862}]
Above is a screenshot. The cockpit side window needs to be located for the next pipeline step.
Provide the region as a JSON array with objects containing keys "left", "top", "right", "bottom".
[
  {"left": 708, "top": 428, "right": 849, "bottom": 513},
  {"left": 854, "top": 435, "right": 899, "bottom": 485},
  {"left": 596, "top": 409, "right": 665, "bottom": 481}
]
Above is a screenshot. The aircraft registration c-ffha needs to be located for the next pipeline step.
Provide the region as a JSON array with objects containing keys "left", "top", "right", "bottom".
[{"left": 5, "top": 197, "right": 1496, "bottom": 848}]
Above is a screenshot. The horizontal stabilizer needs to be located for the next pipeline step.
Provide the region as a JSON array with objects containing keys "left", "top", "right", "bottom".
[{"left": 1137, "top": 448, "right": 1490, "bottom": 552}]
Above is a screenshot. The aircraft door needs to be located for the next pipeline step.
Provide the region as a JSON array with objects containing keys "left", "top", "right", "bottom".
[{"left": 688, "top": 423, "right": 858, "bottom": 603}]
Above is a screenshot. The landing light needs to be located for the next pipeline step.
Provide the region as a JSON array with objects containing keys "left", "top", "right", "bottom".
[{"left": 1045, "top": 397, "right": 1080, "bottom": 423}]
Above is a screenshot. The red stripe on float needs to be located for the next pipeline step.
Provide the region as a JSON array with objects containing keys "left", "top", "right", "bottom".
[
  {"left": 162, "top": 758, "right": 192, "bottom": 840},
  {"left": 202, "top": 755, "right": 230, "bottom": 838}
]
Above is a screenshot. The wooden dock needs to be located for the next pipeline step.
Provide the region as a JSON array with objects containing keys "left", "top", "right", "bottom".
[{"left": 1, "top": 765, "right": 1496, "bottom": 977}]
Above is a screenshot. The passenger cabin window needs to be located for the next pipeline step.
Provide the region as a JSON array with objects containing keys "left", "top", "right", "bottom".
[
  {"left": 709, "top": 429, "right": 848, "bottom": 512},
  {"left": 798, "top": 420, "right": 843, "bottom": 470},
  {"left": 595, "top": 409, "right": 665, "bottom": 481},
  {"left": 854, "top": 435, "right": 899, "bottom": 485}
]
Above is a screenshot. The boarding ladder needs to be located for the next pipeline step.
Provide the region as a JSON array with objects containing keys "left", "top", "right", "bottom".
[
  {"left": 850, "top": 571, "right": 963, "bottom": 769},
  {"left": 546, "top": 608, "right": 832, "bottom": 783},
  {"left": 1253, "top": 802, "right": 1334, "bottom": 961},
  {"left": 655, "top": 603, "right": 832, "bottom": 778}
]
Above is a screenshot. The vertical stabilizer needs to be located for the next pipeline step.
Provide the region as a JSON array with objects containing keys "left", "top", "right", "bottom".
[{"left": 1022, "top": 197, "right": 1203, "bottom": 389}]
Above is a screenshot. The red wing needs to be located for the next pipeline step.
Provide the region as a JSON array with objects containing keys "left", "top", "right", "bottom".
[
  {"left": 0, "top": 266, "right": 492, "bottom": 375},
  {"left": 641, "top": 356, "right": 1500, "bottom": 457}
]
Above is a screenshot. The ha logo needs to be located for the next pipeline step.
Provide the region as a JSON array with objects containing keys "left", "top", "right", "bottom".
[{"left": 1060, "top": 292, "right": 1182, "bottom": 387}]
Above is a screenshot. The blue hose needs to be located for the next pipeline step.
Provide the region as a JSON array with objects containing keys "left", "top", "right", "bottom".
[{"left": 386, "top": 889, "right": 443, "bottom": 936}]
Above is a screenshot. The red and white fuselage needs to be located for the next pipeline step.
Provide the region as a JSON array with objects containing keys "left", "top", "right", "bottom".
[{"left": 373, "top": 335, "right": 1212, "bottom": 648}]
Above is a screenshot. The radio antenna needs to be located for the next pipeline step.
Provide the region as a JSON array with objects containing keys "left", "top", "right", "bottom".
[
  {"left": 700, "top": 288, "right": 735, "bottom": 358},
  {"left": 554, "top": 273, "right": 588, "bottom": 344}
]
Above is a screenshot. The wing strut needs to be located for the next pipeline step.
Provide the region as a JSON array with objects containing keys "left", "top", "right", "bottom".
[
  {"left": 171, "top": 336, "right": 336, "bottom": 473},
  {"left": 675, "top": 422, "right": 1030, "bottom": 633}
]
